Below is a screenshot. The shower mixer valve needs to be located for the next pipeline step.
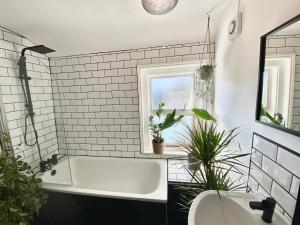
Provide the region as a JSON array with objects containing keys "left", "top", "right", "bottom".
[{"left": 40, "top": 154, "right": 58, "bottom": 173}]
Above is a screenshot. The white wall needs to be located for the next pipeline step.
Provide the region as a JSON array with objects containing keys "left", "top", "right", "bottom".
[{"left": 215, "top": 0, "right": 300, "bottom": 154}]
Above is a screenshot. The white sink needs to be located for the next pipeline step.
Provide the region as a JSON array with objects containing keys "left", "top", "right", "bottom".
[{"left": 188, "top": 191, "right": 290, "bottom": 225}]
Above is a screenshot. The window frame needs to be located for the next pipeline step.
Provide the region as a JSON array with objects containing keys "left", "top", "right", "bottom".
[{"left": 138, "top": 61, "right": 200, "bottom": 155}]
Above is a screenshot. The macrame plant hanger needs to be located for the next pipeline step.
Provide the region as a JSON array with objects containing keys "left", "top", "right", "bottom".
[{"left": 194, "top": 14, "right": 215, "bottom": 111}]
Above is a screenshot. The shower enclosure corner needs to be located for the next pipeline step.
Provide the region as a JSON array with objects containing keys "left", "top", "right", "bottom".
[{"left": 18, "top": 45, "right": 72, "bottom": 186}]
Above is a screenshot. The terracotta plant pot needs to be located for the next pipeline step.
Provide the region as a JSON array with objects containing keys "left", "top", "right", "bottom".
[{"left": 152, "top": 139, "right": 164, "bottom": 154}]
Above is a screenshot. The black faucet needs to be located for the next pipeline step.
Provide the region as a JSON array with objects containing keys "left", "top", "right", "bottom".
[
  {"left": 249, "top": 197, "right": 276, "bottom": 223},
  {"left": 40, "top": 154, "right": 58, "bottom": 173}
]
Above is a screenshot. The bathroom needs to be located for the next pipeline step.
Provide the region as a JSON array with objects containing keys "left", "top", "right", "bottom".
[{"left": 0, "top": 0, "right": 299, "bottom": 225}]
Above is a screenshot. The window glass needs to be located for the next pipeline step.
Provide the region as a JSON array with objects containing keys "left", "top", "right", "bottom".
[{"left": 151, "top": 76, "right": 193, "bottom": 110}]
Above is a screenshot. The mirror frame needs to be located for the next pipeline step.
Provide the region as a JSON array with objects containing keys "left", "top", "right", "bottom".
[{"left": 256, "top": 14, "right": 300, "bottom": 137}]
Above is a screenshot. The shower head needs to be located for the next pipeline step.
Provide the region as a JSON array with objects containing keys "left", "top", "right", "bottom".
[{"left": 21, "top": 45, "right": 55, "bottom": 56}]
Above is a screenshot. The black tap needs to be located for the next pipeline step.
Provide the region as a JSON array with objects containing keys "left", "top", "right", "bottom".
[
  {"left": 249, "top": 197, "right": 276, "bottom": 223},
  {"left": 40, "top": 155, "right": 58, "bottom": 173}
]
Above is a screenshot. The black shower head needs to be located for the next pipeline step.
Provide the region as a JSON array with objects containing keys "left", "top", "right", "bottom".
[{"left": 21, "top": 45, "right": 55, "bottom": 56}]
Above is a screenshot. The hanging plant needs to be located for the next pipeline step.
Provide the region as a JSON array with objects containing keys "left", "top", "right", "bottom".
[
  {"left": 196, "top": 64, "right": 216, "bottom": 81},
  {"left": 194, "top": 15, "right": 216, "bottom": 109},
  {"left": 196, "top": 15, "right": 215, "bottom": 79}
]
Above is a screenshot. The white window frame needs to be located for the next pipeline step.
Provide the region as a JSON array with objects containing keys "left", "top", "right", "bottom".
[{"left": 138, "top": 61, "right": 200, "bottom": 155}]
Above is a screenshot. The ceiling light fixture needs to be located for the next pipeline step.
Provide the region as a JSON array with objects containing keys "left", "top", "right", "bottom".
[{"left": 142, "top": 0, "right": 178, "bottom": 15}]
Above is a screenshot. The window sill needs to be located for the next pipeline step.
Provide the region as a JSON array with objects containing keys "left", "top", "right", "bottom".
[{"left": 142, "top": 147, "right": 188, "bottom": 158}]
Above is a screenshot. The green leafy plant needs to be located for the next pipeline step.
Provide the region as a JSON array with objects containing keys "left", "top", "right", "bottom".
[
  {"left": 260, "top": 106, "right": 284, "bottom": 126},
  {"left": 192, "top": 108, "right": 216, "bottom": 122},
  {"left": 177, "top": 109, "right": 249, "bottom": 210},
  {"left": 0, "top": 132, "right": 47, "bottom": 225},
  {"left": 149, "top": 102, "right": 184, "bottom": 144},
  {"left": 196, "top": 65, "right": 216, "bottom": 81}
]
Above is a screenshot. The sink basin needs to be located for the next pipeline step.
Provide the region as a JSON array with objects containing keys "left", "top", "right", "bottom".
[{"left": 188, "top": 191, "right": 290, "bottom": 225}]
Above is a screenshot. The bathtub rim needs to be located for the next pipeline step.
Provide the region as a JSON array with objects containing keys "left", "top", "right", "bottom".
[{"left": 40, "top": 156, "right": 168, "bottom": 203}]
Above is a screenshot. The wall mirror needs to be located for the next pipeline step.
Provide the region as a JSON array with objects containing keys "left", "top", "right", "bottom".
[{"left": 256, "top": 14, "right": 300, "bottom": 136}]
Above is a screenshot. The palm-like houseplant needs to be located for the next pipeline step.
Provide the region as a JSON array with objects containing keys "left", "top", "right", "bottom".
[
  {"left": 0, "top": 132, "right": 47, "bottom": 225},
  {"left": 149, "top": 102, "right": 184, "bottom": 154},
  {"left": 177, "top": 108, "right": 249, "bottom": 210}
]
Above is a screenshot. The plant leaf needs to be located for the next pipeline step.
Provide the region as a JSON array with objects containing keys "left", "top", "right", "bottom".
[{"left": 192, "top": 108, "right": 216, "bottom": 121}]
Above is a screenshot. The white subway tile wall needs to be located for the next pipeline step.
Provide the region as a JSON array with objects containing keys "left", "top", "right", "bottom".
[
  {"left": 0, "top": 28, "right": 58, "bottom": 170},
  {"left": 262, "top": 157, "right": 292, "bottom": 191},
  {"left": 290, "top": 176, "right": 300, "bottom": 199},
  {"left": 271, "top": 182, "right": 296, "bottom": 217},
  {"left": 49, "top": 43, "right": 214, "bottom": 168},
  {"left": 266, "top": 34, "right": 300, "bottom": 131},
  {"left": 168, "top": 160, "right": 191, "bottom": 182},
  {"left": 251, "top": 149, "right": 263, "bottom": 167},
  {"left": 49, "top": 42, "right": 215, "bottom": 182},
  {"left": 277, "top": 147, "right": 300, "bottom": 178},
  {"left": 249, "top": 134, "right": 299, "bottom": 221},
  {"left": 250, "top": 163, "right": 273, "bottom": 192},
  {"left": 0, "top": 26, "right": 214, "bottom": 181},
  {"left": 253, "top": 134, "right": 277, "bottom": 160}
]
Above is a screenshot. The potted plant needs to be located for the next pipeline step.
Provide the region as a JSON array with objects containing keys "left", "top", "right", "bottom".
[
  {"left": 186, "top": 108, "right": 216, "bottom": 170},
  {"left": 149, "top": 102, "right": 184, "bottom": 154},
  {"left": 0, "top": 132, "right": 48, "bottom": 225},
  {"left": 196, "top": 64, "right": 216, "bottom": 81},
  {"left": 177, "top": 108, "right": 249, "bottom": 210}
]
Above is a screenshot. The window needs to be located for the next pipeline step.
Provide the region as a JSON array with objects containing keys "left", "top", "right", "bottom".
[{"left": 138, "top": 61, "right": 199, "bottom": 155}]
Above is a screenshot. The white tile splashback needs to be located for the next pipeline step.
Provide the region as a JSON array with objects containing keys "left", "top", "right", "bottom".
[
  {"left": 251, "top": 149, "right": 263, "bottom": 167},
  {"left": 271, "top": 182, "right": 296, "bottom": 217},
  {"left": 291, "top": 176, "right": 300, "bottom": 199},
  {"left": 250, "top": 163, "right": 273, "bottom": 192},
  {"left": 249, "top": 133, "right": 299, "bottom": 220},
  {"left": 253, "top": 135, "right": 278, "bottom": 160},
  {"left": 262, "top": 156, "right": 292, "bottom": 191},
  {"left": 277, "top": 147, "right": 300, "bottom": 178}
]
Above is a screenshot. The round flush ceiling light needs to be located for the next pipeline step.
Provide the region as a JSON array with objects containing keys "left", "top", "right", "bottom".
[{"left": 142, "top": 0, "right": 178, "bottom": 15}]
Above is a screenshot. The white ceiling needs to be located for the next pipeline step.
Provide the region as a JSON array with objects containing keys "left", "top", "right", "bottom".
[{"left": 0, "top": 0, "right": 227, "bottom": 57}]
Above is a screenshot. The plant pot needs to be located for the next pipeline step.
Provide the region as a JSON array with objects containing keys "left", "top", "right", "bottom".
[
  {"left": 187, "top": 154, "right": 198, "bottom": 171},
  {"left": 152, "top": 139, "right": 164, "bottom": 154}
]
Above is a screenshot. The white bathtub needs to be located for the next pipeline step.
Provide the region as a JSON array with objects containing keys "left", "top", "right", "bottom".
[{"left": 40, "top": 156, "right": 168, "bottom": 202}]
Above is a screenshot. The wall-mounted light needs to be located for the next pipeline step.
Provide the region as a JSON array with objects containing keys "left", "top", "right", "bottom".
[{"left": 142, "top": 0, "right": 178, "bottom": 15}]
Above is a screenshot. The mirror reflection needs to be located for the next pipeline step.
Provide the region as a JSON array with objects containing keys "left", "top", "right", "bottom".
[{"left": 259, "top": 19, "right": 300, "bottom": 132}]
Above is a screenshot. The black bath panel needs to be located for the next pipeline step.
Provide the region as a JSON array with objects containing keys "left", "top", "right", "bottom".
[
  {"left": 32, "top": 191, "right": 166, "bottom": 225},
  {"left": 31, "top": 182, "right": 189, "bottom": 225}
]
